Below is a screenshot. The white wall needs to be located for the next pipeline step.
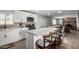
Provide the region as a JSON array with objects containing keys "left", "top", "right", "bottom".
[
  {"left": 36, "top": 15, "right": 51, "bottom": 28},
  {"left": 51, "top": 13, "right": 79, "bottom": 30}
]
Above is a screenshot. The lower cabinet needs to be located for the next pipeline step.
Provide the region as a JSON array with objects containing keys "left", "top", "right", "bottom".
[{"left": 0, "top": 28, "right": 26, "bottom": 46}]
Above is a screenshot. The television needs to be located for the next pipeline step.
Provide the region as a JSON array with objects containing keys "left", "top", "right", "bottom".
[{"left": 27, "top": 17, "right": 34, "bottom": 22}]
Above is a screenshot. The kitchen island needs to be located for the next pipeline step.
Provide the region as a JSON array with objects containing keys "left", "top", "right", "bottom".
[{"left": 26, "top": 26, "right": 58, "bottom": 49}]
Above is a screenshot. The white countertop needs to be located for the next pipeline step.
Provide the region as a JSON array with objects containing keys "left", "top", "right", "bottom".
[
  {"left": 26, "top": 26, "right": 58, "bottom": 36},
  {"left": 0, "top": 27, "right": 28, "bottom": 32}
]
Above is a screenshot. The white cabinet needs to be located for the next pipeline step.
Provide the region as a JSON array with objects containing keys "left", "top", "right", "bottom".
[
  {"left": 19, "top": 30, "right": 26, "bottom": 40},
  {"left": 0, "top": 29, "right": 20, "bottom": 46},
  {"left": 14, "top": 11, "right": 38, "bottom": 28},
  {"left": 6, "top": 15, "right": 14, "bottom": 25},
  {"left": 14, "top": 11, "right": 27, "bottom": 23},
  {"left": 14, "top": 11, "right": 38, "bottom": 23},
  {"left": 0, "top": 28, "right": 27, "bottom": 46}
]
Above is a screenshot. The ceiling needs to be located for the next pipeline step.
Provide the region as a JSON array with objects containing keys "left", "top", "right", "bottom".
[{"left": 25, "top": 10, "right": 78, "bottom": 17}]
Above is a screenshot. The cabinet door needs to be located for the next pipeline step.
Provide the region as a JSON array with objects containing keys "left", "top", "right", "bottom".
[
  {"left": 6, "top": 15, "right": 14, "bottom": 25},
  {"left": 0, "top": 29, "right": 20, "bottom": 46},
  {"left": 19, "top": 30, "right": 26, "bottom": 40},
  {"left": 14, "top": 11, "right": 27, "bottom": 23},
  {"left": 14, "top": 11, "right": 21, "bottom": 22}
]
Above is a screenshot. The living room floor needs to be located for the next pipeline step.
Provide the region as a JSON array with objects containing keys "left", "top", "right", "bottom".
[{"left": 62, "top": 31, "right": 79, "bottom": 49}]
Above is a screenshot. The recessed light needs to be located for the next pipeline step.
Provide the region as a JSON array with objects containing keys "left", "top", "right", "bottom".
[
  {"left": 36, "top": 10, "right": 39, "bottom": 11},
  {"left": 48, "top": 13, "right": 50, "bottom": 15},
  {"left": 58, "top": 11, "right": 62, "bottom": 13}
]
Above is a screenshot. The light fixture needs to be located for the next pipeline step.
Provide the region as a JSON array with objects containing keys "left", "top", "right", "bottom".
[
  {"left": 48, "top": 13, "right": 50, "bottom": 15},
  {"left": 36, "top": 10, "right": 39, "bottom": 11},
  {"left": 58, "top": 11, "right": 62, "bottom": 13}
]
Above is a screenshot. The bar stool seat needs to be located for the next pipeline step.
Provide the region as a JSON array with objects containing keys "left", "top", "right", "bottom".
[
  {"left": 49, "top": 31, "right": 58, "bottom": 40},
  {"left": 42, "top": 32, "right": 57, "bottom": 49},
  {"left": 36, "top": 39, "right": 51, "bottom": 49}
]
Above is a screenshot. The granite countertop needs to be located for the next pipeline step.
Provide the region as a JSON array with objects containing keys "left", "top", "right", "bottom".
[
  {"left": 26, "top": 26, "right": 58, "bottom": 36},
  {"left": 0, "top": 27, "right": 28, "bottom": 32}
]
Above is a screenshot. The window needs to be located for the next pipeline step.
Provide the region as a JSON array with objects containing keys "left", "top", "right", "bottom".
[
  {"left": 53, "top": 18, "right": 60, "bottom": 25},
  {"left": 53, "top": 19, "right": 57, "bottom": 25},
  {"left": 0, "top": 14, "right": 5, "bottom": 25},
  {"left": 0, "top": 14, "right": 14, "bottom": 25}
]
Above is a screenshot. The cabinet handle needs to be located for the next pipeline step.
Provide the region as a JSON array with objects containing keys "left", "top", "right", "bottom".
[
  {"left": 4, "top": 35, "right": 7, "bottom": 38},
  {"left": 20, "top": 32, "right": 21, "bottom": 35}
]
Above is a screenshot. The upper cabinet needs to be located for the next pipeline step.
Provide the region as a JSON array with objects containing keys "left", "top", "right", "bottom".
[
  {"left": 6, "top": 15, "right": 14, "bottom": 25},
  {"left": 14, "top": 11, "right": 28, "bottom": 23},
  {"left": 14, "top": 11, "right": 38, "bottom": 23}
]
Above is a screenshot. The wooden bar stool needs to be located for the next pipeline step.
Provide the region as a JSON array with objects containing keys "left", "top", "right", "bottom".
[
  {"left": 36, "top": 32, "right": 51, "bottom": 49},
  {"left": 51, "top": 30, "right": 61, "bottom": 48},
  {"left": 49, "top": 31, "right": 58, "bottom": 48}
]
